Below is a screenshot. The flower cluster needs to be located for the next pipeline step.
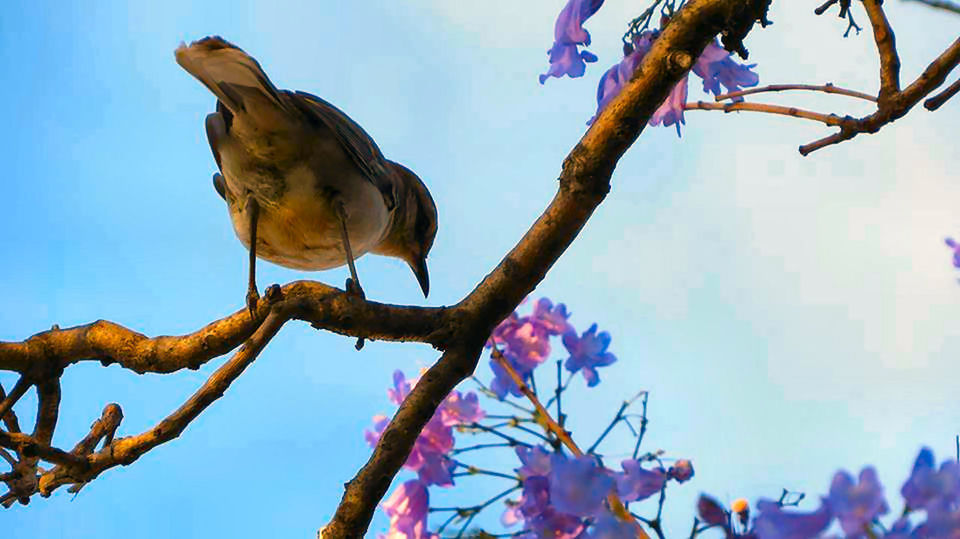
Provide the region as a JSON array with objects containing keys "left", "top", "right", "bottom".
[
  {"left": 487, "top": 298, "right": 617, "bottom": 398},
  {"left": 501, "top": 447, "right": 691, "bottom": 538},
  {"left": 697, "top": 447, "right": 960, "bottom": 538},
  {"left": 366, "top": 370, "right": 485, "bottom": 537},
  {"left": 541, "top": 0, "right": 760, "bottom": 135}
]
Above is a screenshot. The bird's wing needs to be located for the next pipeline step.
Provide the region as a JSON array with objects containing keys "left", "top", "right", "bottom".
[{"left": 286, "top": 90, "right": 397, "bottom": 211}]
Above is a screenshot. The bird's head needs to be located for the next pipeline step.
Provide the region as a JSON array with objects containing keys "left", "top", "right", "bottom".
[{"left": 374, "top": 162, "right": 437, "bottom": 297}]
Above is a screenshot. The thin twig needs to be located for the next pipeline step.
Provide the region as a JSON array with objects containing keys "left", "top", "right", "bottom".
[
  {"left": 0, "top": 378, "right": 30, "bottom": 423},
  {"left": 715, "top": 83, "right": 877, "bottom": 103},
  {"left": 903, "top": 0, "right": 960, "bottom": 15},
  {"left": 685, "top": 101, "right": 844, "bottom": 126},
  {"left": 0, "top": 383, "right": 22, "bottom": 433}
]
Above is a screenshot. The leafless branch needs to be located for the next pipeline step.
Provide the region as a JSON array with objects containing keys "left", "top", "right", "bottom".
[
  {"left": 903, "top": 0, "right": 960, "bottom": 14},
  {"left": 715, "top": 83, "right": 877, "bottom": 103},
  {"left": 925, "top": 78, "right": 960, "bottom": 110},
  {"left": 685, "top": 100, "right": 847, "bottom": 126}
]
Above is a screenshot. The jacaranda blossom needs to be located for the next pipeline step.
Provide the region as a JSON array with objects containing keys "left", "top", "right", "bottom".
[
  {"left": 540, "top": 0, "right": 605, "bottom": 83},
  {"left": 368, "top": 370, "right": 485, "bottom": 487},
  {"left": 548, "top": 453, "right": 614, "bottom": 517},
  {"left": 591, "top": 30, "right": 759, "bottom": 135},
  {"left": 563, "top": 323, "right": 617, "bottom": 387},
  {"left": 828, "top": 467, "right": 888, "bottom": 536},
  {"left": 587, "top": 508, "right": 644, "bottom": 538},
  {"left": 692, "top": 39, "right": 760, "bottom": 99},
  {"left": 901, "top": 447, "right": 960, "bottom": 510},
  {"left": 380, "top": 479, "right": 433, "bottom": 539},
  {"left": 487, "top": 298, "right": 578, "bottom": 399},
  {"left": 615, "top": 459, "right": 666, "bottom": 502},
  {"left": 754, "top": 498, "right": 833, "bottom": 539}
]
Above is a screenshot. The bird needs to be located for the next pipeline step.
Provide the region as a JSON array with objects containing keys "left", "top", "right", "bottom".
[{"left": 175, "top": 36, "right": 437, "bottom": 316}]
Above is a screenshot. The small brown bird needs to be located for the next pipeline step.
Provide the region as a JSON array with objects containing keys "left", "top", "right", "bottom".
[{"left": 176, "top": 36, "right": 437, "bottom": 313}]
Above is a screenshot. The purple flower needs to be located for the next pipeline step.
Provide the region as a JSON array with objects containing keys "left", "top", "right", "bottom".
[
  {"left": 387, "top": 370, "right": 412, "bottom": 405},
  {"left": 532, "top": 298, "right": 575, "bottom": 336},
  {"left": 919, "top": 499, "right": 960, "bottom": 538},
  {"left": 489, "top": 311, "right": 521, "bottom": 348},
  {"left": 507, "top": 320, "right": 552, "bottom": 370},
  {"left": 587, "top": 509, "right": 644, "bottom": 538},
  {"left": 946, "top": 237, "right": 960, "bottom": 269},
  {"left": 901, "top": 447, "right": 960, "bottom": 510},
  {"left": 516, "top": 445, "right": 553, "bottom": 479},
  {"left": 438, "top": 390, "right": 485, "bottom": 427},
  {"left": 648, "top": 76, "right": 688, "bottom": 137},
  {"left": 548, "top": 453, "right": 614, "bottom": 517},
  {"left": 541, "top": 43, "right": 599, "bottom": 84},
  {"left": 489, "top": 353, "right": 527, "bottom": 400},
  {"left": 828, "top": 467, "right": 888, "bottom": 536},
  {"left": 692, "top": 39, "right": 759, "bottom": 98},
  {"left": 754, "top": 498, "right": 833, "bottom": 539},
  {"left": 697, "top": 494, "right": 729, "bottom": 527},
  {"left": 563, "top": 324, "right": 617, "bottom": 387},
  {"left": 540, "top": 0, "right": 605, "bottom": 83},
  {"left": 526, "top": 509, "right": 585, "bottom": 539},
  {"left": 885, "top": 517, "right": 916, "bottom": 539},
  {"left": 591, "top": 32, "right": 654, "bottom": 122},
  {"left": 503, "top": 475, "right": 586, "bottom": 539},
  {"left": 590, "top": 31, "right": 760, "bottom": 136},
  {"left": 380, "top": 480, "right": 432, "bottom": 539},
  {"left": 615, "top": 459, "right": 666, "bottom": 502},
  {"left": 668, "top": 459, "right": 695, "bottom": 483}
]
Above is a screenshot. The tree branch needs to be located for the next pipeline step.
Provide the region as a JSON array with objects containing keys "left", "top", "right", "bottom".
[
  {"left": 799, "top": 36, "right": 960, "bottom": 155},
  {"left": 320, "top": 0, "right": 772, "bottom": 535},
  {"left": 903, "top": 0, "right": 960, "bottom": 14},
  {"left": 0, "top": 281, "right": 449, "bottom": 376},
  {"left": 714, "top": 83, "right": 877, "bottom": 103},
  {"left": 925, "top": 77, "right": 960, "bottom": 110},
  {"left": 685, "top": 100, "right": 847, "bottom": 126}
]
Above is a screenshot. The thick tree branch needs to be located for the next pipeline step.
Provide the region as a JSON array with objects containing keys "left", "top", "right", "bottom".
[
  {"left": 863, "top": 0, "right": 901, "bottom": 100},
  {"left": 0, "top": 281, "right": 448, "bottom": 376},
  {"left": 320, "top": 0, "right": 771, "bottom": 536}
]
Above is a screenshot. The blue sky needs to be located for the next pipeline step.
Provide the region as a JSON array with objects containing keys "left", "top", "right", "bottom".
[{"left": 2, "top": 1, "right": 959, "bottom": 537}]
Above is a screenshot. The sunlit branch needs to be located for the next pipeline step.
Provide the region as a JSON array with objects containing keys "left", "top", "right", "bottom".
[
  {"left": 925, "top": 78, "right": 960, "bottom": 110},
  {"left": 685, "top": 101, "right": 845, "bottom": 126},
  {"left": 714, "top": 83, "right": 877, "bottom": 103}
]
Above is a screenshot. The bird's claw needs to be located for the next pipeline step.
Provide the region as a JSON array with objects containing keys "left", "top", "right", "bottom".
[
  {"left": 246, "top": 287, "right": 260, "bottom": 318},
  {"left": 344, "top": 278, "right": 366, "bottom": 350},
  {"left": 345, "top": 278, "right": 366, "bottom": 300}
]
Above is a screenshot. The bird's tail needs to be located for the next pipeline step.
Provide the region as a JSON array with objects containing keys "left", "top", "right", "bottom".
[{"left": 175, "top": 36, "right": 288, "bottom": 121}]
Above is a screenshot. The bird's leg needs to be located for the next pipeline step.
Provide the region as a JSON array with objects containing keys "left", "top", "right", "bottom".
[
  {"left": 334, "top": 200, "right": 365, "bottom": 301},
  {"left": 245, "top": 193, "right": 261, "bottom": 317},
  {"left": 334, "top": 200, "right": 366, "bottom": 351}
]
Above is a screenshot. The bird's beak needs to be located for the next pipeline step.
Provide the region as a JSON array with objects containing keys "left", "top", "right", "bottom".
[{"left": 408, "top": 256, "right": 430, "bottom": 297}]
